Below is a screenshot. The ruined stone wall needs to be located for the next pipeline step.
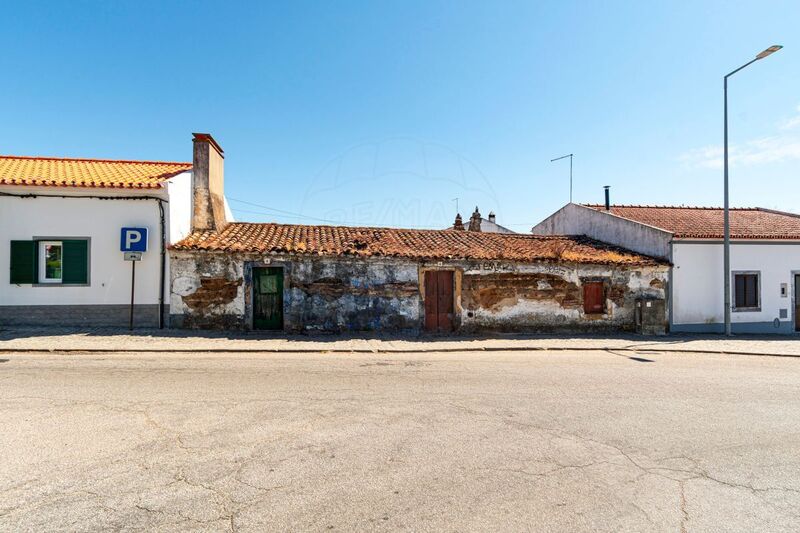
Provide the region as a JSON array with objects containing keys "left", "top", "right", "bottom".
[
  {"left": 170, "top": 251, "right": 419, "bottom": 331},
  {"left": 283, "top": 257, "right": 419, "bottom": 332},
  {"left": 171, "top": 251, "right": 247, "bottom": 328},
  {"left": 457, "top": 260, "right": 668, "bottom": 333},
  {"left": 170, "top": 250, "right": 668, "bottom": 333}
]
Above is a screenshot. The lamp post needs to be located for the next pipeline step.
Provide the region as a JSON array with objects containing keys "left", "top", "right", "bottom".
[
  {"left": 723, "top": 45, "right": 782, "bottom": 336},
  {"left": 551, "top": 153, "right": 574, "bottom": 203}
]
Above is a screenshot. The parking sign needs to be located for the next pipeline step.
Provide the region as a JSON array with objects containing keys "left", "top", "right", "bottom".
[{"left": 120, "top": 227, "right": 148, "bottom": 252}]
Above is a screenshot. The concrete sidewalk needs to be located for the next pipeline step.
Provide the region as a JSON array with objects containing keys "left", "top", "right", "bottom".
[{"left": 1, "top": 327, "right": 799, "bottom": 357}]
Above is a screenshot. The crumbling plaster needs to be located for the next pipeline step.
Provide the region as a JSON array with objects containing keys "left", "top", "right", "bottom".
[{"left": 170, "top": 250, "right": 668, "bottom": 332}]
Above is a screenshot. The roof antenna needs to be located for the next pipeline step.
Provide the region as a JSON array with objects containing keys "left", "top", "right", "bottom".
[
  {"left": 550, "top": 154, "right": 574, "bottom": 203},
  {"left": 452, "top": 197, "right": 459, "bottom": 214}
]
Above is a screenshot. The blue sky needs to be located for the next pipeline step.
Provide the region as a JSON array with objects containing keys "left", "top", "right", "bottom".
[{"left": 2, "top": 1, "right": 798, "bottom": 230}]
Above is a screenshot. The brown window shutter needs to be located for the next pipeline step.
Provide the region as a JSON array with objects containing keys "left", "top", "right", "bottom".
[{"left": 583, "top": 282, "right": 605, "bottom": 314}]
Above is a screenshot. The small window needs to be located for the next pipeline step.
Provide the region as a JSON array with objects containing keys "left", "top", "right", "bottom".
[
  {"left": 733, "top": 272, "right": 760, "bottom": 310},
  {"left": 39, "top": 241, "right": 63, "bottom": 283},
  {"left": 9, "top": 239, "right": 89, "bottom": 286},
  {"left": 583, "top": 281, "right": 605, "bottom": 314}
]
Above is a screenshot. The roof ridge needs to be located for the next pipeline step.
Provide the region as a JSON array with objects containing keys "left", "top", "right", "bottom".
[
  {"left": 0, "top": 154, "right": 192, "bottom": 166},
  {"left": 224, "top": 220, "right": 572, "bottom": 238},
  {"left": 756, "top": 207, "right": 800, "bottom": 219},
  {"left": 583, "top": 204, "right": 761, "bottom": 211}
]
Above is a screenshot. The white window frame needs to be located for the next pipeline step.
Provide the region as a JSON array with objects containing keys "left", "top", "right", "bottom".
[{"left": 38, "top": 240, "right": 63, "bottom": 284}]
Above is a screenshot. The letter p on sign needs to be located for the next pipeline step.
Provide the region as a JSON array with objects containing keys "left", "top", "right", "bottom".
[{"left": 121, "top": 227, "right": 149, "bottom": 252}]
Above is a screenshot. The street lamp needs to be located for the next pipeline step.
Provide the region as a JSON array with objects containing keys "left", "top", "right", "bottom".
[
  {"left": 551, "top": 153, "right": 574, "bottom": 203},
  {"left": 723, "top": 45, "right": 782, "bottom": 336}
]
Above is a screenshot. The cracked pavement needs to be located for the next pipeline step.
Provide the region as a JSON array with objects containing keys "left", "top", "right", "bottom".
[{"left": 1, "top": 349, "right": 799, "bottom": 532}]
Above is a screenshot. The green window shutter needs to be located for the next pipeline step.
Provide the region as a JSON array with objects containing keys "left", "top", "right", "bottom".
[
  {"left": 10, "top": 240, "right": 37, "bottom": 284},
  {"left": 62, "top": 240, "right": 89, "bottom": 285}
]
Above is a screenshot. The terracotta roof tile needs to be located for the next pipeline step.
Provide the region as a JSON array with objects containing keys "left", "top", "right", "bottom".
[
  {"left": 584, "top": 205, "right": 800, "bottom": 239},
  {"left": 173, "top": 222, "right": 665, "bottom": 266},
  {"left": 0, "top": 155, "right": 192, "bottom": 189}
]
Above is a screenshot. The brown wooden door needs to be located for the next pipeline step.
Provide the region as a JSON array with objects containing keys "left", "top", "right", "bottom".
[
  {"left": 583, "top": 281, "right": 605, "bottom": 314},
  {"left": 795, "top": 275, "right": 800, "bottom": 332},
  {"left": 424, "top": 270, "right": 454, "bottom": 332}
]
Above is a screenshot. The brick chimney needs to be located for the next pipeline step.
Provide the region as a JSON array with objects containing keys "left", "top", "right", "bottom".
[
  {"left": 191, "top": 133, "right": 228, "bottom": 232},
  {"left": 452, "top": 213, "right": 465, "bottom": 230},
  {"left": 468, "top": 206, "right": 482, "bottom": 232},
  {"left": 488, "top": 211, "right": 496, "bottom": 224}
]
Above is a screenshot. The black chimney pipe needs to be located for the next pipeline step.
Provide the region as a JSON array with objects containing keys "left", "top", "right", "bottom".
[{"left": 604, "top": 186, "right": 610, "bottom": 210}]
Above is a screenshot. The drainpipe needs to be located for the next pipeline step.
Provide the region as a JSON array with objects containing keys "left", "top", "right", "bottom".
[{"left": 158, "top": 199, "right": 166, "bottom": 329}]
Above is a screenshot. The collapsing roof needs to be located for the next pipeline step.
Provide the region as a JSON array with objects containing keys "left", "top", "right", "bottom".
[
  {"left": 173, "top": 222, "right": 666, "bottom": 266},
  {"left": 0, "top": 155, "right": 192, "bottom": 189},
  {"left": 584, "top": 204, "right": 800, "bottom": 240}
]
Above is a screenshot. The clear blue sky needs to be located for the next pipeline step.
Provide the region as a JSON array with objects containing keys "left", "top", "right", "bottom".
[{"left": 2, "top": 1, "right": 798, "bottom": 230}]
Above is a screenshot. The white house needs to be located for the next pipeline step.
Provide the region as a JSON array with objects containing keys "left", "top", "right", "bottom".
[
  {"left": 533, "top": 203, "right": 800, "bottom": 334},
  {"left": 1, "top": 133, "right": 228, "bottom": 328}
]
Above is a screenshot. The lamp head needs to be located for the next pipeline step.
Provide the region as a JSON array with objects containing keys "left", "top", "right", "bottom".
[{"left": 756, "top": 45, "right": 783, "bottom": 60}]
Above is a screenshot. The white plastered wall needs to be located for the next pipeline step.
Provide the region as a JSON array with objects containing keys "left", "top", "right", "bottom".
[
  {"left": 672, "top": 241, "right": 800, "bottom": 327},
  {"left": 1, "top": 172, "right": 192, "bottom": 307}
]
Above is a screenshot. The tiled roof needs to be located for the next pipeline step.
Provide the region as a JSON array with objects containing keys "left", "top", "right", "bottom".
[
  {"left": 584, "top": 205, "right": 800, "bottom": 240},
  {"left": 0, "top": 155, "right": 192, "bottom": 189},
  {"left": 173, "top": 222, "right": 665, "bottom": 266}
]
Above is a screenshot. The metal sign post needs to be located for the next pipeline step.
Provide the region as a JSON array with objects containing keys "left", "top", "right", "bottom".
[
  {"left": 121, "top": 226, "right": 148, "bottom": 331},
  {"left": 124, "top": 251, "right": 143, "bottom": 330}
]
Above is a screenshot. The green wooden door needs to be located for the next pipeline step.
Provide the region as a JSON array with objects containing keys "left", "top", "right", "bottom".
[{"left": 253, "top": 267, "right": 284, "bottom": 330}]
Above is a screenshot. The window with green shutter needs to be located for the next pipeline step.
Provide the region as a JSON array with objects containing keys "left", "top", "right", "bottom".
[
  {"left": 10, "top": 240, "right": 37, "bottom": 284},
  {"left": 9, "top": 239, "right": 89, "bottom": 286}
]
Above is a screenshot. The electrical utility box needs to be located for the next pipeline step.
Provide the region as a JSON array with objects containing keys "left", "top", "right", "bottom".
[{"left": 635, "top": 298, "right": 667, "bottom": 336}]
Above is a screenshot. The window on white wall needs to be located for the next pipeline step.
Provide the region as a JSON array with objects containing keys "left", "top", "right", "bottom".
[
  {"left": 10, "top": 239, "right": 89, "bottom": 286},
  {"left": 733, "top": 271, "right": 760, "bottom": 311}
]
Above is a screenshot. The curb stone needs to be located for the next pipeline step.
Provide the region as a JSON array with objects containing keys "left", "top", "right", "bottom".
[{"left": 1, "top": 345, "right": 797, "bottom": 358}]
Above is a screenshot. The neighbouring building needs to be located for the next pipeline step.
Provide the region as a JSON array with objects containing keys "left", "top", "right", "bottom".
[
  {"left": 533, "top": 202, "right": 800, "bottom": 334},
  {"left": 170, "top": 161, "right": 668, "bottom": 333},
  {"left": 451, "top": 207, "right": 515, "bottom": 233},
  {"left": 1, "top": 133, "right": 228, "bottom": 327}
]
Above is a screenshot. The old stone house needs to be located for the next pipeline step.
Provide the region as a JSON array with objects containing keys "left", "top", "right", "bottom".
[{"left": 169, "top": 135, "right": 669, "bottom": 333}]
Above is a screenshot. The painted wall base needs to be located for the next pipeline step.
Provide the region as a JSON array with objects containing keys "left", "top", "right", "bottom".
[
  {"left": 672, "top": 320, "right": 795, "bottom": 335},
  {"left": 0, "top": 305, "right": 166, "bottom": 328}
]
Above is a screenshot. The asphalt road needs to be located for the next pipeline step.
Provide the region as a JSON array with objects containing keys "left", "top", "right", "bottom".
[{"left": 1, "top": 349, "right": 799, "bottom": 532}]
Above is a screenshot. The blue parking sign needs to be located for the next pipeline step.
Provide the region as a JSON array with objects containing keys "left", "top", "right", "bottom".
[{"left": 121, "top": 227, "right": 148, "bottom": 252}]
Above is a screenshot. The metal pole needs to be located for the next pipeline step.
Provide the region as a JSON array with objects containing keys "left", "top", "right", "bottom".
[
  {"left": 569, "top": 155, "right": 573, "bottom": 203},
  {"left": 130, "top": 260, "right": 136, "bottom": 331},
  {"left": 723, "top": 76, "right": 731, "bottom": 336},
  {"left": 722, "top": 56, "right": 762, "bottom": 337},
  {"left": 720, "top": 49, "right": 782, "bottom": 336}
]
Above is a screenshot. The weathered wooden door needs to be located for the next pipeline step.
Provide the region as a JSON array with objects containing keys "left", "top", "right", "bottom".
[
  {"left": 253, "top": 267, "right": 283, "bottom": 330},
  {"left": 583, "top": 281, "right": 605, "bottom": 314},
  {"left": 424, "top": 270, "right": 454, "bottom": 332},
  {"left": 795, "top": 275, "right": 800, "bottom": 332}
]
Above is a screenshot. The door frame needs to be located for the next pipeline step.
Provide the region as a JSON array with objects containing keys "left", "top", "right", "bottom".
[
  {"left": 246, "top": 261, "right": 288, "bottom": 331},
  {"left": 421, "top": 267, "right": 458, "bottom": 333}
]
